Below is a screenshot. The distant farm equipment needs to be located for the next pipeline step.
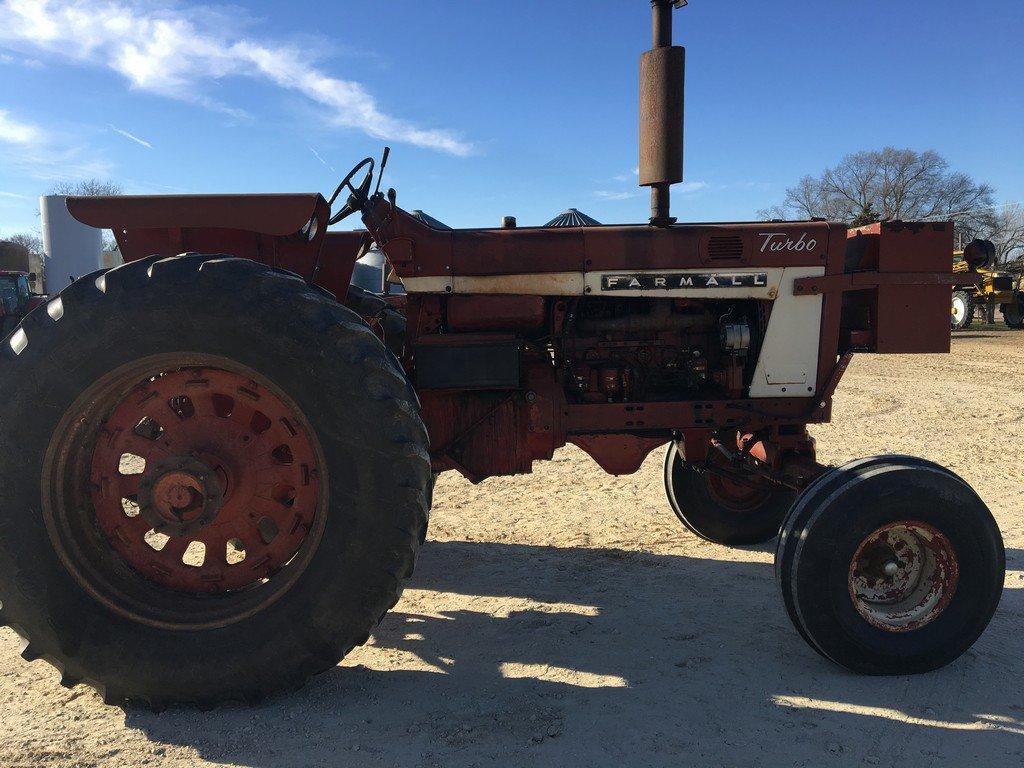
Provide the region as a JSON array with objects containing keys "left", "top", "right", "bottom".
[{"left": 951, "top": 239, "right": 1024, "bottom": 329}]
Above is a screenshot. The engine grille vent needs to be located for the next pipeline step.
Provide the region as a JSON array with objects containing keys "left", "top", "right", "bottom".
[{"left": 707, "top": 235, "right": 745, "bottom": 260}]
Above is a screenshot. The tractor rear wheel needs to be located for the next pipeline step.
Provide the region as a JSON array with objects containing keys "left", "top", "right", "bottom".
[
  {"left": 663, "top": 442, "right": 796, "bottom": 545},
  {"left": 951, "top": 291, "right": 974, "bottom": 330},
  {"left": 0, "top": 254, "right": 431, "bottom": 708},
  {"left": 776, "top": 458, "right": 1003, "bottom": 674}
]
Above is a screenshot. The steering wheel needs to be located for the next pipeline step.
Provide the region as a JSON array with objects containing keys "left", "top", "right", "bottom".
[{"left": 327, "top": 157, "right": 375, "bottom": 225}]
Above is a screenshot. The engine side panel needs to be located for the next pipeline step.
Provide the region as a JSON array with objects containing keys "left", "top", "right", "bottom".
[{"left": 748, "top": 267, "right": 825, "bottom": 397}]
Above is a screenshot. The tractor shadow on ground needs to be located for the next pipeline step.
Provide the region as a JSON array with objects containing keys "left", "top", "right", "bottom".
[{"left": 125, "top": 540, "right": 1024, "bottom": 768}]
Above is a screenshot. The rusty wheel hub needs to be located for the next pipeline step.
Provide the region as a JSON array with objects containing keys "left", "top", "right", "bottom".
[
  {"left": 848, "top": 521, "right": 959, "bottom": 632},
  {"left": 704, "top": 451, "right": 770, "bottom": 512},
  {"left": 706, "top": 472, "right": 768, "bottom": 511},
  {"left": 138, "top": 456, "right": 225, "bottom": 537},
  {"left": 89, "top": 367, "right": 322, "bottom": 595}
]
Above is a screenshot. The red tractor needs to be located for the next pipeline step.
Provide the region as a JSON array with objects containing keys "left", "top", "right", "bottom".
[
  {"left": 0, "top": 2, "right": 1003, "bottom": 709},
  {"left": 0, "top": 270, "right": 45, "bottom": 337}
]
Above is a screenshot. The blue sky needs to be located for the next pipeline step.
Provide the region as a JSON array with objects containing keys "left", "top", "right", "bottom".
[{"left": 1, "top": 0, "right": 1022, "bottom": 237}]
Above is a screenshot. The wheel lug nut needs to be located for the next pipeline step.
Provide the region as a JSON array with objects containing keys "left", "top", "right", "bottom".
[{"left": 884, "top": 561, "right": 899, "bottom": 576}]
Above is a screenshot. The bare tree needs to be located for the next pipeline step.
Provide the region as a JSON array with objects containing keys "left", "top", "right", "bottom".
[
  {"left": 49, "top": 179, "right": 124, "bottom": 197},
  {"left": 760, "top": 148, "right": 996, "bottom": 244},
  {"left": 1, "top": 233, "right": 46, "bottom": 289},
  {"left": 6, "top": 233, "right": 44, "bottom": 262},
  {"left": 985, "top": 204, "right": 1024, "bottom": 265},
  {"left": 48, "top": 179, "right": 123, "bottom": 252}
]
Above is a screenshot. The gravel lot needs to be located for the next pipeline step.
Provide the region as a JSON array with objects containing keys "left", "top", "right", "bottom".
[{"left": 1, "top": 330, "right": 1022, "bottom": 767}]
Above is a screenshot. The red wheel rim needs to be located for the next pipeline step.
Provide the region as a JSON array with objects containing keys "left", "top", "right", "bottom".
[
  {"left": 848, "top": 521, "right": 959, "bottom": 632},
  {"left": 89, "top": 368, "right": 321, "bottom": 594},
  {"left": 704, "top": 452, "right": 771, "bottom": 512}
]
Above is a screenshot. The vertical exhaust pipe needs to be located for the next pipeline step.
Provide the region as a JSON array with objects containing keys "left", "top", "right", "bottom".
[{"left": 639, "top": 0, "right": 686, "bottom": 227}]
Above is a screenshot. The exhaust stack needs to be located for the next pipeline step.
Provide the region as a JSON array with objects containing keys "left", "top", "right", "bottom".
[{"left": 639, "top": 0, "right": 686, "bottom": 227}]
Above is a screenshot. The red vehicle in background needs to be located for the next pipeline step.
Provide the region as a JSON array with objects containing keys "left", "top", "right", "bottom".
[{"left": 0, "top": 270, "right": 45, "bottom": 337}]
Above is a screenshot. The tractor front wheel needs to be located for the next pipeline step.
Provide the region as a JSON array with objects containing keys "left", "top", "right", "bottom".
[
  {"left": 663, "top": 442, "right": 795, "bottom": 546},
  {"left": 776, "top": 457, "right": 1004, "bottom": 674},
  {"left": 951, "top": 291, "right": 974, "bottom": 330},
  {"left": 0, "top": 254, "right": 431, "bottom": 708}
]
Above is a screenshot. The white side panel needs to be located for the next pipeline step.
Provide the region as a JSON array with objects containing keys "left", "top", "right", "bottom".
[
  {"left": 749, "top": 266, "right": 826, "bottom": 398},
  {"left": 403, "top": 272, "right": 585, "bottom": 295},
  {"left": 401, "top": 276, "right": 451, "bottom": 293},
  {"left": 403, "top": 269, "right": 786, "bottom": 298}
]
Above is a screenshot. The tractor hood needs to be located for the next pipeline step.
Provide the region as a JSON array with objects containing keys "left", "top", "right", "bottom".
[{"left": 67, "top": 194, "right": 326, "bottom": 237}]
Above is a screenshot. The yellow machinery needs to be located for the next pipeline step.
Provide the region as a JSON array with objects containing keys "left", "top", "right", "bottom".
[{"left": 951, "top": 240, "right": 1024, "bottom": 329}]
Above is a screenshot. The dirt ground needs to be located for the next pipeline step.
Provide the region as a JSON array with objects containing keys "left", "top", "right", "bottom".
[{"left": 1, "top": 329, "right": 1022, "bottom": 767}]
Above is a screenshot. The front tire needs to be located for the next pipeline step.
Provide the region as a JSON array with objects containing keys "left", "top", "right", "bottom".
[
  {"left": 664, "top": 442, "right": 796, "bottom": 545},
  {"left": 951, "top": 291, "right": 974, "bottom": 330},
  {"left": 776, "top": 458, "right": 1004, "bottom": 675},
  {"left": 0, "top": 254, "right": 431, "bottom": 708}
]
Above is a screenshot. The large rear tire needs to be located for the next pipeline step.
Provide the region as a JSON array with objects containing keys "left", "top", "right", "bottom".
[
  {"left": 776, "top": 458, "right": 1003, "bottom": 675},
  {"left": 0, "top": 254, "right": 431, "bottom": 708},
  {"left": 664, "top": 442, "right": 796, "bottom": 546}
]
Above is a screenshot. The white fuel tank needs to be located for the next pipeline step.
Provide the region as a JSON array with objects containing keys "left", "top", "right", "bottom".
[{"left": 40, "top": 195, "right": 103, "bottom": 292}]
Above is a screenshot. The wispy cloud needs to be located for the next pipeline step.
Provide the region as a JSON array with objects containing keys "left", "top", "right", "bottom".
[
  {"left": 0, "top": 190, "right": 30, "bottom": 199},
  {"left": 0, "top": 108, "right": 43, "bottom": 145},
  {"left": 120, "top": 177, "right": 192, "bottom": 193},
  {"left": 108, "top": 123, "right": 153, "bottom": 149},
  {"left": 594, "top": 179, "right": 708, "bottom": 202},
  {"left": 612, "top": 167, "right": 640, "bottom": 183},
  {"left": 594, "top": 189, "right": 642, "bottom": 201},
  {"left": 308, "top": 146, "right": 336, "bottom": 173},
  {"left": 0, "top": 107, "right": 111, "bottom": 182},
  {"left": 723, "top": 180, "right": 774, "bottom": 191},
  {"left": 6, "top": 144, "right": 114, "bottom": 182},
  {"left": 0, "top": 0, "right": 473, "bottom": 156},
  {"left": 0, "top": 50, "right": 43, "bottom": 68}
]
